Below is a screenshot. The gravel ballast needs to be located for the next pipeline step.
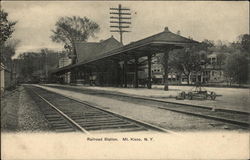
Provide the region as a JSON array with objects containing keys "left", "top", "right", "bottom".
[{"left": 17, "top": 87, "right": 50, "bottom": 132}]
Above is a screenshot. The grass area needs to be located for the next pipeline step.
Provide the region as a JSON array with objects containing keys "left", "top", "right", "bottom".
[{"left": 1, "top": 88, "right": 20, "bottom": 131}]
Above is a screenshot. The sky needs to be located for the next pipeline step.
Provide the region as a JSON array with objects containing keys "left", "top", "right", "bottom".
[{"left": 2, "top": 1, "right": 249, "bottom": 58}]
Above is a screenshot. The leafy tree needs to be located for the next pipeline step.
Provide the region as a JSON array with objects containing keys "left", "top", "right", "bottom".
[
  {"left": 238, "top": 34, "right": 250, "bottom": 53},
  {"left": 160, "top": 39, "right": 212, "bottom": 90},
  {"left": 168, "top": 46, "right": 208, "bottom": 85},
  {"left": 1, "top": 38, "right": 20, "bottom": 82},
  {"left": 222, "top": 34, "right": 249, "bottom": 85},
  {"left": 200, "top": 39, "right": 214, "bottom": 50},
  {"left": 0, "top": 9, "right": 18, "bottom": 74},
  {"left": 1, "top": 39, "right": 20, "bottom": 64},
  {"left": 0, "top": 9, "right": 16, "bottom": 45},
  {"left": 17, "top": 52, "right": 35, "bottom": 80},
  {"left": 224, "top": 51, "right": 248, "bottom": 85},
  {"left": 51, "top": 16, "right": 100, "bottom": 64},
  {"left": 166, "top": 40, "right": 211, "bottom": 85},
  {"left": 16, "top": 49, "right": 60, "bottom": 82},
  {"left": 216, "top": 52, "right": 228, "bottom": 69}
]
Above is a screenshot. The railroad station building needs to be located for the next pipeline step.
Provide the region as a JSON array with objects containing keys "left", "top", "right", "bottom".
[{"left": 50, "top": 27, "right": 198, "bottom": 88}]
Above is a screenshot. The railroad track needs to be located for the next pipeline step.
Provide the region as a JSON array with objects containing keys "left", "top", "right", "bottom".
[
  {"left": 25, "top": 86, "right": 168, "bottom": 133},
  {"left": 44, "top": 85, "right": 250, "bottom": 130}
]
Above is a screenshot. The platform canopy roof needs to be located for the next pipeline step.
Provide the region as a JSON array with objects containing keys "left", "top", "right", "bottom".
[{"left": 51, "top": 27, "right": 199, "bottom": 75}]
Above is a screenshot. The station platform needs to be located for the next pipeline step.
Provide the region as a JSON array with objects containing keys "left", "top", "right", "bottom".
[{"left": 44, "top": 84, "right": 250, "bottom": 114}]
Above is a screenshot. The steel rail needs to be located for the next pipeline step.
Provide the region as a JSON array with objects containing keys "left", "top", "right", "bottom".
[
  {"left": 44, "top": 85, "right": 250, "bottom": 129},
  {"left": 61, "top": 98, "right": 171, "bottom": 133},
  {"left": 93, "top": 91, "right": 250, "bottom": 129},
  {"left": 30, "top": 88, "right": 89, "bottom": 133},
  {"left": 157, "top": 107, "right": 249, "bottom": 129},
  {"left": 32, "top": 85, "right": 174, "bottom": 133}
]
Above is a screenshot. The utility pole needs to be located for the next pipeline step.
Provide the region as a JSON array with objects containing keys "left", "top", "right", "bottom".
[{"left": 110, "top": 4, "right": 131, "bottom": 44}]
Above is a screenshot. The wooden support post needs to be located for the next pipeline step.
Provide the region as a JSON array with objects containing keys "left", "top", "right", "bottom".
[
  {"left": 74, "top": 68, "right": 78, "bottom": 83},
  {"left": 69, "top": 71, "right": 72, "bottom": 83},
  {"left": 134, "top": 57, "right": 139, "bottom": 88},
  {"left": 163, "top": 48, "right": 171, "bottom": 91},
  {"left": 80, "top": 67, "right": 84, "bottom": 79},
  {"left": 76, "top": 68, "right": 79, "bottom": 80},
  {"left": 123, "top": 58, "right": 128, "bottom": 88},
  {"left": 115, "top": 61, "right": 120, "bottom": 87},
  {"left": 179, "top": 74, "right": 182, "bottom": 84},
  {"left": 83, "top": 67, "right": 86, "bottom": 84},
  {"left": 77, "top": 68, "right": 81, "bottom": 79},
  {"left": 89, "top": 68, "right": 92, "bottom": 86},
  {"left": 72, "top": 69, "right": 75, "bottom": 83},
  {"left": 71, "top": 70, "right": 73, "bottom": 83},
  {"left": 147, "top": 54, "right": 152, "bottom": 89},
  {"left": 95, "top": 64, "right": 100, "bottom": 86}
]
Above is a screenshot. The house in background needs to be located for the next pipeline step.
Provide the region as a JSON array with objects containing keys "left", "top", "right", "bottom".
[
  {"left": 150, "top": 52, "right": 227, "bottom": 85},
  {"left": 204, "top": 52, "right": 226, "bottom": 83},
  {"left": 151, "top": 57, "right": 164, "bottom": 84}
]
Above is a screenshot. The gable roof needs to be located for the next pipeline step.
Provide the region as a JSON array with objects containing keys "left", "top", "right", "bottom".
[
  {"left": 126, "top": 27, "right": 196, "bottom": 47},
  {"left": 51, "top": 27, "right": 199, "bottom": 74},
  {"left": 104, "top": 27, "right": 197, "bottom": 56},
  {"left": 75, "top": 36, "right": 123, "bottom": 63}
]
